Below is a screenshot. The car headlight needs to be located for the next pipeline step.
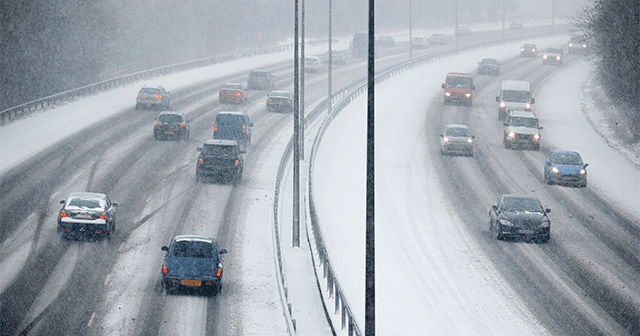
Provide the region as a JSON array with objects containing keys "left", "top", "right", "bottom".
[
  {"left": 500, "top": 102, "right": 506, "bottom": 108},
  {"left": 443, "top": 137, "right": 450, "bottom": 143},
  {"left": 532, "top": 49, "right": 536, "bottom": 52},
  {"left": 521, "top": 48, "right": 525, "bottom": 51},
  {"left": 579, "top": 169, "right": 586, "bottom": 174},
  {"left": 525, "top": 103, "right": 531, "bottom": 109},
  {"left": 569, "top": 43, "right": 573, "bottom": 47},
  {"left": 467, "top": 138, "right": 473, "bottom": 144},
  {"left": 533, "top": 134, "right": 540, "bottom": 140},
  {"left": 541, "top": 220, "right": 550, "bottom": 228},
  {"left": 507, "top": 131, "right": 515, "bottom": 139},
  {"left": 465, "top": 93, "right": 472, "bottom": 98},
  {"left": 543, "top": 55, "right": 548, "bottom": 59},
  {"left": 445, "top": 92, "right": 451, "bottom": 96},
  {"left": 556, "top": 56, "right": 562, "bottom": 61},
  {"left": 499, "top": 219, "right": 513, "bottom": 226},
  {"left": 551, "top": 167, "right": 559, "bottom": 173}
]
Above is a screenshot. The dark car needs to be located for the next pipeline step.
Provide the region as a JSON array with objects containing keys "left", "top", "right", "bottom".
[
  {"left": 136, "top": 86, "right": 171, "bottom": 110},
  {"left": 266, "top": 90, "right": 293, "bottom": 112},
  {"left": 542, "top": 47, "right": 564, "bottom": 65},
  {"left": 440, "top": 124, "right": 475, "bottom": 156},
  {"left": 57, "top": 192, "right": 118, "bottom": 240},
  {"left": 489, "top": 194, "right": 551, "bottom": 243},
  {"left": 161, "top": 235, "right": 228, "bottom": 295},
  {"left": 477, "top": 58, "right": 501, "bottom": 76},
  {"left": 520, "top": 44, "right": 538, "bottom": 57},
  {"left": 247, "top": 70, "right": 275, "bottom": 90},
  {"left": 213, "top": 111, "right": 253, "bottom": 149},
  {"left": 196, "top": 139, "right": 245, "bottom": 184},
  {"left": 219, "top": 83, "right": 248, "bottom": 104},
  {"left": 154, "top": 111, "right": 190, "bottom": 140},
  {"left": 544, "top": 151, "right": 588, "bottom": 187},
  {"left": 376, "top": 35, "right": 396, "bottom": 47}
]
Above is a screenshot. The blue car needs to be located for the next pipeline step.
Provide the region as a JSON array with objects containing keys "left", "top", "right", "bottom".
[
  {"left": 161, "top": 235, "right": 228, "bottom": 295},
  {"left": 543, "top": 151, "right": 588, "bottom": 187}
]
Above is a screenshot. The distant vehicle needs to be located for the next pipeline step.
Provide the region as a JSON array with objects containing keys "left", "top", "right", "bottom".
[
  {"left": 411, "top": 36, "right": 429, "bottom": 49},
  {"left": 496, "top": 80, "right": 534, "bottom": 120},
  {"left": 509, "top": 20, "right": 524, "bottom": 29},
  {"left": 322, "top": 50, "right": 347, "bottom": 65},
  {"left": 455, "top": 25, "right": 472, "bottom": 36},
  {"left": 161, "top": 235, "right": 228, "bottom": 295},
  {"left": 154, "top": 111, "right": 190, "bottom": 140},
  {"left": 489, "top": 194, "right": 551, "bottom": 243},
  {"left": 544, "top": 151, "right": 588, "bottom": 187},
  {"left": 247, "top": 70, "right": 275, "bottom": 90},
  {"left": 477, "top": 58, "right": 501, "bottom": 76},
  {"left": 568, "top": 36, "right": 588, "bottom": 54},
  {"left": 376, "top": 35, "right": 396, "bottom": 47},
  {"left": 351, "top": 32, "right": 368, "bottom": 58},
  {"left": 440, "top": 124, "right": 475, "bottom": 156},
  {"left": 502, "top": 110, "right": 542, "bottom": 150},
  {"left": 441, "top": 72, "right": 475, "bottom": 105},
  {"left": 136, "top": 86, "right": 171, "bottom": 110},
  {"left": 428, "top": 33, "right": 448, "bottom": 45},
  {"left": 304, "top": 56, "right": 325, "bottom": 73},
  {"left": 266, "top": 90, "right": 293, "bottom": 112},
  {"left": 57, "top": 192, "right": 118, "bottom": 240},
  {"left": 219, "top": 83, "right": 248, "bottom": 104},
  {"left": 520, "top": 44, "right": 538, "bottom": 57},
  {"left": 196, "top": 139, "right": 245, "bottom": 184},
  {"left": 542, "top": 47, "right": 564, "bottom": 65},
  {"left": 213, "top": 111, "right": 253, "bottom": 149}
]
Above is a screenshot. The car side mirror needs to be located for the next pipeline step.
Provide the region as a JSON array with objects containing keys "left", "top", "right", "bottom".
[
  {"left": 219, "top": 249, "right": 228, "bottom": 254},
  {"left": 472, "top": 135, "right": 476, "bottom": 139},
  {"left": 472, "top": 85, "right": 476, "bottom": 90},
  {"left": 495, "top": 96, "right": 500, "bottom": 102},
  {"left": 530, "top": 98, "right": 535, "bottom": 104},
  {"left": 491, "top": 204, "right": 498, "bottom": 211},
  {"left": 113, "top": 203, "right": 118, "bottom": 207},
  {"left": 583, "top": 163, "right": 589, "bottom": 168},
  {"left": 503, "top": 123, "right": 508, "bottom": 126},
  {"left": 545, "top": 208, "right": 551, "bottom": 213},
  {"left": 538, "top": 126, "right": 544, "bottom": 130},
  {"left": 161, "top": 246, "right": 169, "bottom": 252},
  {"left": 439, "top": 134, "right": 443, "bottom": 137},
  {"left": 196, "top": 147, "right": 202, "bottom": 151},
  {"left": 60, "top": 200, "right": 66, "bottom": 204},
  {"left": 441, "top": 83, "right": 445, "bottom": 89}
]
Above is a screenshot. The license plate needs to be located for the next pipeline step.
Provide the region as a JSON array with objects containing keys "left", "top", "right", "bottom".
[
  {"left": 519, "top": 230, "right": 534, "bottom": 234},
  {"left": 181, "top": 279, "right": 201, "bottom": 286},
  {"left": 76, "top": 214, "right": 92, "bottom": 219},
  {"left": 165, "top": 131, "right": 174, "bottom": 135}
]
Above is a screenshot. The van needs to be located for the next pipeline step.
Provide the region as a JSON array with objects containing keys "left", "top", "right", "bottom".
[
  {"left": 213, "top": 111, "right": 253, "bottom": 149},
  {"left": 496, "top": 80, "right": 534, "bottom": 121},
  {"left": 441, "top": 72, "right": 476, "bottom": 106},
  {"left": 351, "top": 33, "right": 368, "bottom": 58}
]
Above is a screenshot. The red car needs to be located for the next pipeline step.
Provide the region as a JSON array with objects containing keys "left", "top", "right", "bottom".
[{"left": 219, "top": 83, "right": 248, "bottom": 104}]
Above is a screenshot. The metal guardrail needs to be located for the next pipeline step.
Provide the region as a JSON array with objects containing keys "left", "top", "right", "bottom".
[{"left": 305, "top": 27, "right": 567, "bottom": 336}]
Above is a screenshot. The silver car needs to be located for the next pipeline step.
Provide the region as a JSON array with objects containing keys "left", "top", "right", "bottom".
[
  {"left": 440, "top": 124, "right": 475, "bottom": 156},
  {"left": 57, "top": 192, "right": 118, "bottom": 240}
]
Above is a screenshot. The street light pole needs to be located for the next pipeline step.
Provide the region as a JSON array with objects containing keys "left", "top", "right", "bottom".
[
  {"left": 409, "top": 0, "right": 413, "bottom": 60},
  {"left": 300, "top": 0, "right": 305, "bottom": 160},
  {"left": 292, "top": 0, "right": 300, "bottom": 248},
  {"left": 328, "top": 0, "right": 332, "bottom": 118}
]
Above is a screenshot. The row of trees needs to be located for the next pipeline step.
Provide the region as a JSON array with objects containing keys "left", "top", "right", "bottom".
[{"left": 575, "top": 0, "right": 640, "bottom": 141}]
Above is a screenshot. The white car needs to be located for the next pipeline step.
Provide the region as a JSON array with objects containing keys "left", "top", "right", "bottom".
[
  {"left": 440, "top": 124, "right": 475, "bottom": 156},
  {"left": 304, "top": 56, "right": 325, "bottom": 73}
]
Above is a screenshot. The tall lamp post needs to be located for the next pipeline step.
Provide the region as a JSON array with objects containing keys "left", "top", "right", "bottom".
[
  {"left": 292, "top": 0, "right": 300, "bottom": 247},
  {"left": 409, "top": 0, "right": 413, "bottom": 60}
]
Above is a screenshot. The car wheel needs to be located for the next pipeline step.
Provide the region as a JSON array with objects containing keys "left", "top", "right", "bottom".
[
  {"left": 545, "top": 171, "right": 553, "bottom": 184},
  {"left": 580, "top": 182, "right": 587, "bottom": 188},
  {"left": 533, "top": 144, "right": 540, "bottom": 151},
  {"left": 196, "top": 173, "right": 202, "bottom": 183},
  {"left": 495, "top": 222, "right": 504, "bottom": 240},
  {"left": 503, "top": 138, "right": 509, "bottom": 148}
]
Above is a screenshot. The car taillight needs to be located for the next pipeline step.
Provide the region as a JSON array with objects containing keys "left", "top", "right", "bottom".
[
  {"left": 60, "top": 210, "right": 67, "bottom": 218},
  {"left": 236, "top": 92, "right": 242, "bottom": 97},
  {"left": 155, "top": 94, "right": 162, "bottom": 99},
  {"left": 533, "top": 134, "right": 540, "bottom": 140},
  {"left": 234, "top": 159, "right": 240, "bottom": 167},
  {"left": 242, "top": 125, "right": 246, "bottom": 133},
  {"left": 216, "top": 268, "right": 222, "bottom": 277},
  {"left": 267, "top": 99, "right": 272, "bottom": 102},
  {"left": 179, "top": 122, "right": 185, "bottom": 128},
  {"left": 214, "top": 125, "right": 217, "bottom": 131},
  {"left": 199, "top": 157, "right": 204, "bottom": 165},
  {"left": 287, "top": 100, "right": 291, "bottom": 104},
  {"left": 465, "top": 93, "right": 472, "bottom": 98},
  {"left": 100, "top": 213, "right": 108, "bottom": 220},
  {"left": 162, "top": 265, "right": 168, "bottom": 275},
  {"left": 137, "top": 94, "right": 142, "bottom": 98},
  {"left": 155, "top": 121, "right": 160, "bottom": 126}
]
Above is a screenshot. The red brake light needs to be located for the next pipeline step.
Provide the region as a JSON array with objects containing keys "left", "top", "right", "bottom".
[
  {"left": 236, "top": 92, "right": 241, "bottom": 97},
  {"left": 162, "top": 265, "right": 168, "bottom": 275},
  {"left": 216, "top": 268, "right": 222, "bottom": 277},
  {"left": 137, "top": 94, "right": 142, "bottom": 98},
  {"left": 242, "top": 125, "right": 246, "bottom": 133},
  {"left": 214, "top": 126, "right": 217, "bottom": 131},
  {"left": 155, "top": 121, "right": 160, "bottom": 126},
  {"left": 199, "top": 157, "right": 204, "bottom": 165},
  {"left": 179, "top": 122, "right": 185, "bottom": 128},
  {"left": 155, "top": 94, "right": 162, "bottom": 99},
  {"left": 268, "top": 99, "right": 272, "bottom": 102},
  {"left": 234, "top": 159, "right": 240, "bottom": 167},
  {"left": 100, "top": 213, "right": 108, "bottom": 220},
  {"left": 60, "top": 210, "right": 67, "bottom": 218}
]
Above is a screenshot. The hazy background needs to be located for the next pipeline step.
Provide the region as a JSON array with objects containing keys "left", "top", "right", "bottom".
[{"left": 0, "top": 0, "right": 588, "bottom": 111}]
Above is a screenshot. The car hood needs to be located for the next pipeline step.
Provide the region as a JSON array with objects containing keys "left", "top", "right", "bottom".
[
  {"left": 166, "top": 257, "right": 218, "bottom": 277},
  {"left": 505, "top": 126, "right": 539, "bottom": 135},
  {"left": 552, "top": 164, "right": 584, "bottom": 175},
  {"left": 502, "top": 211, "right": 548, "bottom": 228}
]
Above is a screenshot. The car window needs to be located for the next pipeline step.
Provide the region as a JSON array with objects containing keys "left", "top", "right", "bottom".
[
  {"left": 172, "top": 241, "right": 216, "bottom": 258},
  {"left": 446, "top": 77, "right": 472, "bottom": 88},
  {"left": 250, "top": 71, "right": 267, "bottom": 78},
  {"left": 508, "top": 117, "right": 538, "bottom": 128},
  {"left": 502, "top": 90, "right": 530, "bottom": 102},
  {"left": 140, "top": 88, "right": 159, "bottom": 94},
  {"left": 202, "top": 145, "right": 236, "bottom": 156},
  {"left": 481, "top": 59, "right": 497, "bottom": 64},
  {"left": 158, "top": 114, "right": 183, "bottom": 123},
  {"left": 552, "top": 153, "right": 583, "bottom": 165},
  {"left": 67, "top": 197, "right": 104, "bottom": 209},
  {"left": 445, "top": 127, "right": 470, "bottom": 137},
  {"left": 223, "top": 84, "right": 243, "bottom": 90},
  {"left": 502, "top": 197, "right": 544, "bottom": 212}
]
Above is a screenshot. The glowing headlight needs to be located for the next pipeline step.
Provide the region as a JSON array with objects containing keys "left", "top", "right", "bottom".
[
  {"left": 507, "top": 131, "right": 515, "bottom": 139},
  {"left": 525, "top": 103, "right": 531, "bottom": 109},
  {"left": 467, "top": 138, "right": 473, "bottom": 144},
  {"left": 543, "top": 55, "right": 548, "bottom": 59},
  {"left": 556, "top": 56, "right": 562, "bottom": 61},
  {"left": 521, "top": 48, "right": 525, "bottom": 51},
  {"left": 551, "top": 167, "right": 559, "bottom": 173},
  {"left": 500, "top": 102, "right": 506, "bottom": 108},
  {"left": 532, "top": 49, "right": 536, "bottom": 52},
  {"left": 582, "top": 44, "right": 587, "bottom": 48},
  {"left": 579, "top": 169, "right": 586, "bottom": 174},
  {"left": 443, "top": 137, "right": 450, "bottom": 143},
  {"left": 499, "top": 219, "right": 513, "bottom": 226},
  {"left": 533, "top": 134, "right": 540, "bottom": 140},
  {"left": 445, "top": 92, "right": 451, "bottom": 96},
  {"left": 569, "top": 43, "right": 573, "bottom": 47},
  {"left": 465, "top": 93, "right": 471, "bottom": 98}
]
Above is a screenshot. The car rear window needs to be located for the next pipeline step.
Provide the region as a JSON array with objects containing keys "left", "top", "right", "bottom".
[
  {"left": 158, "top": 114, "right": 182, "bottom": 123},
  {"left": 222, "top": 84, "right": 243, "bottom": 90},
  {"left": 67, "top": 198, "right": 104, "bottom": 209},
  {"left": 139, "top": 88, "right": 159, "bottom": 94},
  {"left": 250, "top": 71, "right": 267, "bottom": 78},
  {"left": 172, "top": 241, "right": 215, "bottom": 258},
  {"left": 202, "top": 145, "right": 236, "bottom": 155}
]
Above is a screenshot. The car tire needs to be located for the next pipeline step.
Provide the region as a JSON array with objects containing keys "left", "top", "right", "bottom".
[
  {"left": 533, "top": 144, "right": 540, "bottom": 151},
  {"left": 545, "top": 171, "right": 553, "bottom": 184},
  {"left": 495, "top": 222, "right": 504, "bottom": 240},
  {"left": 503, "top": 138, "right": 509, "bottom": 149}
]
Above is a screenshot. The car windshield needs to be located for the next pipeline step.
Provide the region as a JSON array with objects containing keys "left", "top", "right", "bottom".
[
  {"left": 508, "top": 117, "right": 538, "bottom": 128},
  {"left": 250, "top": 72, "right": 267, "bottom": 78},
  {"left": 139, "top": 88, "right": 159, "bottom": 94},
  {"left": 158, "top": 114, "right": 182, "bottom": 123},
  {"left": 446, "top": 77, "right": 472, "bottom": 88},
  {"left": 503, "top": 197, "right": 544, "bottom": 212},
  {"left": 222, "top": 84, "right": 242, "bottom": 90},
  {"left": 552, "top": 153, "right": 583, "bottom": 165},
  {"left": 502, "top": 90, "right": 529, "bottom": 102},
  {"left": 481, "top": 59, "right": 498, "bottom": 64},
  {"left": 202, "top": 145, "right": 236, "bottom": 156},
  {"left": 445, "top": 127, "right": 470, "bottom": 137},
  {"left": 67, "top": 197, "right": 104, "bottom": 209},
  {"left": 172, "top": 241, "right": 215, "bottom": 258},
  {"left": 523, "top": 44, "right": 535, "bottom": 49}
]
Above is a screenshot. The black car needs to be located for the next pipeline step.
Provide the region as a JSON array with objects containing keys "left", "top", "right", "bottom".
[
  {"left": 196, "top": 139, "right": 245, "bottom": 184},
  {"left": 477, "top": 58, "right": 501, "bottom": 76},
  {"left": 154, "top": 111, "right": 190, "bottom": 140},
  {"left": 161, "top": 235, "right": 228, "bottom": 295},
  {"left": 57, "top": 192, "right": 118, "bottom": 240},
  {"left": 136, "top": 86, "right": 171, "bottom": 110},
  {"left": 376, "top": 35, "right": 396, "bottom": 47},
  {"left": 266, "top": 90, "right": 293, "bottom": 112},
  {"left": 247, "top": 70, "right": 275, "bottom": 90},
  {"left": 489, "top": 194, "right": 551, "bottom": 243},
  {"left": 520, "top": 44, "right": 538, "bottom": 57}
]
